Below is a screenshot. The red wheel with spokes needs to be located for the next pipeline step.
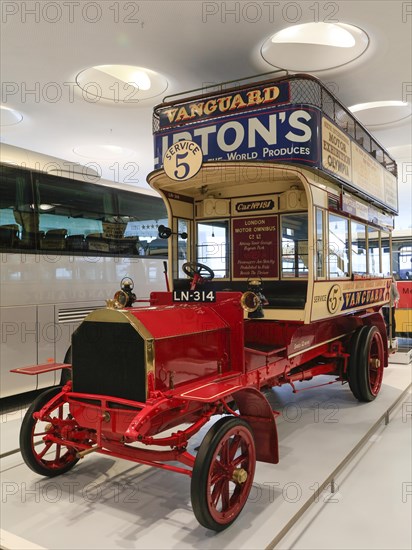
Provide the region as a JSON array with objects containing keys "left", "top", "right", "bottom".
[
  {"left": 191, "top": 417, "right": 256, "bottom": 531},
  {"left": 357, "top": 326, "right": 385, "bottom": 401},
  {"left": 20, "top": 387, "right": 80, "bottom": 477}
]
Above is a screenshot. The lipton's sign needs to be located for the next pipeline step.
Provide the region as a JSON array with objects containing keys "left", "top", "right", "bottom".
[{"left": 158, "top": 82, "right": 290, "bottom": 129}]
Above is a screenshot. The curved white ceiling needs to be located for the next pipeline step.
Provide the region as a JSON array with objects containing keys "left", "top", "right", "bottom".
[{"left": 73, "top": 145, "right": 137, "bottom": 160}]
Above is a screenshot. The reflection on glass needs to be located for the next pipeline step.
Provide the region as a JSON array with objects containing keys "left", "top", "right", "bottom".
[
  {"left": 281, "top": 213, "right": 308, "bottom": 278},
  {"left": 351, "top": 221, "right": 367, "bottom": 274},
  {"left": 316, "top": 209, "right": 325, "bottom": 278},
  {"left": 197, "top": 221, "right": 228, "bottom": 278},
  {"left": 329, "top": 214, "right": 349, "bottom": 278},
  {"left": 368, "top": 227, "right": 380, "bottom": 274},
  {"left": 398, "top": 245, "right": 412, "bottom": 280},
  {"left": 177, "top": 219, "right": 188, "bottom": 260},
  {"left": 381, "top": 231, "right": 391, "bottom": 275},
  {"left": 0, "top": 165, "right": 168, "bottom": 256}
]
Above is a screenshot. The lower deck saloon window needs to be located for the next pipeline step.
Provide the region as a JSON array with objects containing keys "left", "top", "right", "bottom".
[
  {"left": 329, "top": 213, "right": 350, "bottom": 278},
  {"left": 196, "top": 220, "right": 228, "bottom": 278},
  {"left": 351, "top": 221, "right": 367, "bottom": 274},
  {"left": 281, "top": 213, "right": 308, "bottom": 278}
]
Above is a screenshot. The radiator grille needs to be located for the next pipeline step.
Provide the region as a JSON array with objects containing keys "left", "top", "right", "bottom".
[{"left": 72, "top": 321, "right": 146, "bottom": 403}]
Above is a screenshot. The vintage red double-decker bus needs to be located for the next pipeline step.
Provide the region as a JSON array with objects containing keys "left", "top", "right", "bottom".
[{"left": 16, "top": 73, "right": 398, "bottom": 531}]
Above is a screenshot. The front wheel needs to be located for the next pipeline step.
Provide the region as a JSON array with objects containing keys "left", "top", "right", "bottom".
[
  {"left": 191, "top": 417, "right": 256, "bottom": 531},
  {"left": 20, "top": 386, "right": 79, "bottom": 477}
]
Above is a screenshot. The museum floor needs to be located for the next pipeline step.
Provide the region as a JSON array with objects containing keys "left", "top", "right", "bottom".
[{"left": 1, "top": 364, "right": 411, "bottom": 550}]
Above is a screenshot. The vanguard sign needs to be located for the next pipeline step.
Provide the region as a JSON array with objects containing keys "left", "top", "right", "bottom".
[
  {"left": 154, "top": 106, "right": 321, "bottom": 169},
  {"left": 157, "top": 81, "right": 290, "bottom": 129}
]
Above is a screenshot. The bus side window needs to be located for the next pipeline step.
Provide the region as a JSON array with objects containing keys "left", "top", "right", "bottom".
[
  {"left": 351, "top": 221, "right": 367, "bottom": 274},
  {"left": 281, "top": 213, "right": 308, "bottom": 279},
  {"left": 368, "top": 227, "right": 380, "bottom": 275},
  {"left": 381, "top": 231, "right": 391, "bottom": 275},
  {"left": 316, "top": 208, "right": 325, "bottom": 278},
  {"left": 196, "top": 220, "right": 229, "bottom": 278},
  {"left": 34, "top": 173, "right": 115, "bottom": 254},
  {"left": 0, "top": 167, "right": 37, "bottom": 250},
  {"left": 328, "top": 214, "right": 350, "bottom": 278},
  {"left": 117, "top": 191, "right": 167, "bottom": 256},
  {"left": 399, "top": 245, "right": 412, "bottom": 279}
]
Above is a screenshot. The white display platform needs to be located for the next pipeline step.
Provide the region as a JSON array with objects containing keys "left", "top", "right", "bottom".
[
  {"left": 1, "top": 365, "right": 411, "bottom": 550},
  {"left": 389, "top": 347, "right": 412, "bottom": 364},
  {"left": 279, "top": 386, "right": 412, "bottom": 550}
]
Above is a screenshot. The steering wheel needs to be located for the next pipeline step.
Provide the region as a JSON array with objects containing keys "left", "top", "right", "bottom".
[
  {"left": 182, "top": 262, "right": 214, "bottom": 280},
  {"left": 182, "top": 262, "right": 214, "bottom": 290}
]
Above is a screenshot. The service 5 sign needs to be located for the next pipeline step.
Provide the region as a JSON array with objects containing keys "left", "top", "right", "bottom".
[{"left": 163, "top": 140, "right": 203, "bottom": 181}]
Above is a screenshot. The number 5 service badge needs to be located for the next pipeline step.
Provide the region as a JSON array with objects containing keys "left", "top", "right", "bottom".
[{"left": 163, "top": 140, "right": 203, "bottom": 181}]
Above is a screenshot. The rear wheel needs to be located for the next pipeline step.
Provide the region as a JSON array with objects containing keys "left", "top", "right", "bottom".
[
  {"left": 20, "top": 386, "right": 79, "bottom": 477},
  {"left": 191, "top": 417, "right": 256, "bottom": 531},
  {"left": 357, "top": 326, "right": 385, "bottom": 401},
  {"left": 347, "top": 326, "right": 385, "bottom": 402}
]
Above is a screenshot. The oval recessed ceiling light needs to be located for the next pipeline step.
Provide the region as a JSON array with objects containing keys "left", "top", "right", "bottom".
[
  {"left": 75, "top": 65, "right": 168, "bottom": 103},
  {"left": 0, "top": 105, "right": 23, "bottom": 126},
  {"left": 261, "top": 22, "right": 369, "bottom": 72},
  {"left": 349, "top": 100, "right": 411, "bottom": 127},
  {"left": 73, "top": 145, "right": 137, "bottom": 160}
]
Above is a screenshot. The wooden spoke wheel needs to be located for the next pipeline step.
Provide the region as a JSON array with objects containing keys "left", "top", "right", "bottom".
[
  {"left": 347, "top": 326, "right": 385, "bottom": 402},
  {"left": 20, "top": 387, "right": 79, "bottom": 477},
  {"left": 191, "top": 417, "right": 256, "bottom": 531}
]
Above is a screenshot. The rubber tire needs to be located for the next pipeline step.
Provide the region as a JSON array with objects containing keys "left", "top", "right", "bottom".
[
  {"left": 191, "top": 416, "right": 255, "bottom": 531},
  {"left": 356, "top": 326, "right": 384, "bottom": 402},
  {"left": 347, "top": 326, "right": 369, "bottom": 400},
  {"left": 20, "top": 386, "right": 79, "bottom": 477},
  {"left": 60, "top": 346, "right": 72, "bottom": 385}
]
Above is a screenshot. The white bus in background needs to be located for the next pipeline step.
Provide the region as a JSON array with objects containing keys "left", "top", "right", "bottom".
[{"left": 0, "top": 144, "right": 169, "bottom": 399}]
